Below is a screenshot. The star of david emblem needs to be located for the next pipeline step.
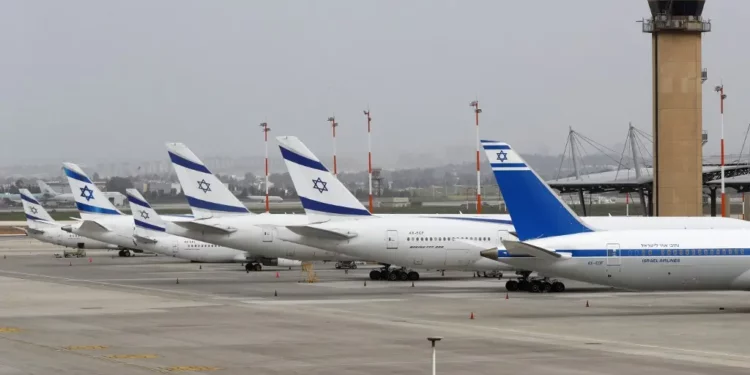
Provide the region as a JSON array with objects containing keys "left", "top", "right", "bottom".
[
  {"left": 312, "top": 177, "right": 328, "bottom": 193},
  {"left": 496, "top": 150, "right": 508, "bottom": 162},
  {"left": 197, "top": 179, "right": 211, "bottom": 193},
  {"left": 30, "top": 206, "right": 38, "bottom": 215},
  {"left": 79, "top": 186, "right": 94, "bottom": 201},
  {"left": 139, "top": 210, "right": 149, "bottom": 220}
]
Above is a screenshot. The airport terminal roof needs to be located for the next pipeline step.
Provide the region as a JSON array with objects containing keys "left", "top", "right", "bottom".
[{"left": 548, "top": 164, "right": 750, "bottom": 193}]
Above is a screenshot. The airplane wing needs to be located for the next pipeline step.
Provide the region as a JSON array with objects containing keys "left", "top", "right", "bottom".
[
  {"left": 285, "top": 225, "right": 357, "bottom": 240},
  {"left": 79, "top": 220, "right": 111, "bottom": 232},
  {"left": 501, "top": 240, "right": 562, "bottom": 260},
  {"left": 133, "top": 234, "right": 158, "bottom": 244},
  {"left": 14, "top": 226, "right": 38, "bottom": 235},
  {"left": 173, "top": 220, "right": 237, "bottom": 234}
]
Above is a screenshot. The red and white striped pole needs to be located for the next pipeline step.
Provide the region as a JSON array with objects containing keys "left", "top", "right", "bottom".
[
  {"left": 715, "top": 84, "right": 727, "bottom": 217},
  {"left": 327, "top": 116, "right": 338, "bottom": 176},
  {"left": 260, "top": 122, "right": 271, "bottom": 212},
  {"left": 364, "top": 109, "right": 373, "bottom": 213},
  {"left": 470, "top": 100, "right": 482, "bottom": 214}
]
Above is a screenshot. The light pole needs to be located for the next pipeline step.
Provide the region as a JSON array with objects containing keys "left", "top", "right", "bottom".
[
  {"left": 715, "top": 84, "right": 727, "bottom": 217},
  {"left": 260, "top": 122, "right": 271, "bottom": 213},
  {"left": 427, "top": 336, "right": 443, "bottom": 375},
  {"left": 470, "top": 100, "right": 482, "bottom": 214},
  {"left": 364, "top": 109, "right": 373, "bottom": 213},
  {"left": 328, "top": 116, "right": 339, "bottom": 176}
]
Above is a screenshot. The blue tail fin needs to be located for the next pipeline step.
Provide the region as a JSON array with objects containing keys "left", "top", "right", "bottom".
[{"left": 481, "top": 140, "right": 592, "bottom": 240}]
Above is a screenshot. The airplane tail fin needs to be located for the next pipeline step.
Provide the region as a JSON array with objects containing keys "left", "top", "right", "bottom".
[
  {"left": 62, "top": 162, "right": 123, "bottom": 220},
  {"left": 19, "top": 188, "right": 54, "bottom": 227},
  {"left": 166, "top": 142, "right": 251, "bottom": 219},
  {"left": 276, "top": 136, "right": 371, "bottom": 222},
  {"left": 37, "top": 180, "right": 59, "bottom": 197},
  {"left": 125, "top": 189, "right": 166, "bottom": 233},
  {"left": 481, "top": 140, "right": 592, "bottom": 241}
]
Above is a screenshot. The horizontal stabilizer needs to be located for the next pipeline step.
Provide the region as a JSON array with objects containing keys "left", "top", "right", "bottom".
[
  {"left": 173, "top": 220, "right": 237, "bottom": 234},
  {"left": 134, "top": 234, "right": 158, "bottom": 244},
  {"left": 501, "top": 240, "right": 561, "bottom": 260},
  {"left": 16, "top": 226, "right": 40, "bottom": 235},
  {"left": 79, "top": 220, "right": 111, "bottom": 233},
  {"left": 285, "top": 225, "right": 357, "bottom": 240}
]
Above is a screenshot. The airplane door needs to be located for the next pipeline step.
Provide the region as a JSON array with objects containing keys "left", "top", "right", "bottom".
[
  {"left": 606, "top": 243, "right": 621, "bottom": 271},
  {"left": 262, "top": 228, "right": 273, "bottom": 243},
  {"left": 386, "top": 230, "right": 398, "bottom": 249}
]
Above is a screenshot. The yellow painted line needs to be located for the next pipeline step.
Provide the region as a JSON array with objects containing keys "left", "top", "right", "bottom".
[
  {"left": 105, "top": 354, "right": 159, "bottom": 359},
  {"left": 164, "top": 365, "right": 222, "bottom": 372},
  {"left": 64, "top": 345, "right": 109, "bottom": 350},
  {"left": 0, "top": 327, "right": 21, "bottom": 333}
]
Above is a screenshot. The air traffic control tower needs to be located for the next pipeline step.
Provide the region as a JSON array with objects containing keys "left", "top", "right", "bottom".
[{"left": 643, "top": 0, "right": 711, "bottom": 216}]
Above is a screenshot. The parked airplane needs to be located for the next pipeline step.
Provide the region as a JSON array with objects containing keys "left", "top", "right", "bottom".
[
  {"left": 273, "top": 136, "right": 514, "bottom": 281},
  {"left": 480, "top": 140, "right": 750, "bottom": 292},
  {"left": 125, "top": 188, "right": 291, "bottom": 265},
  {"left": 162, "top": 142, "right": 358, "bottom": 271},
  {"left": 17, "top": 188, "right": 116, "bottom": 250},
  {"left": 60, "top": 162, "right": 157, "bottom": 257}
]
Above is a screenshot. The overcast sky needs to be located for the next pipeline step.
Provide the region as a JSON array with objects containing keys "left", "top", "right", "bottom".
[{"left": 2, "top": 0, "right": 749, "bottom": 169}]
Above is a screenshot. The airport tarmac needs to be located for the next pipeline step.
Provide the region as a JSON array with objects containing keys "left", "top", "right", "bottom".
[{"left": 0, "top": 240, "right": 749, "bottom": 374}]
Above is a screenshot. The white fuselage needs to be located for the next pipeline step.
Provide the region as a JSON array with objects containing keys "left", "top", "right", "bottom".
[
  {"left": 28, "top": 223, "right": 115, "bottom": 250},
  {"left": 278, "top": 216, "right": 515, "bottom": 271},
  {"left": 134, "top": 234, "right": 249, "bottom": 263},
  {"left": 499, "top": 229, "right": 750, "bottom": 291},
  {"left": 163, "top": 214, "right": 357, "bottom": 262}
]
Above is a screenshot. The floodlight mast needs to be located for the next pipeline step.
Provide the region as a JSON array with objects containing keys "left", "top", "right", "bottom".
[
  {"left": 715, "top": 84, "right": 727, "bottom": 217},
  {"left": 328, "top": 116, "right": 339, "bottom": 176},
  {"left": 364, "top": 109, "right": 373, "bottom": 213},
  {"left": 260, "top": 122, "right": 271, "bottom": 212},
  {"left": 470, "top": 100, "right": 482, "bottom": 214}
]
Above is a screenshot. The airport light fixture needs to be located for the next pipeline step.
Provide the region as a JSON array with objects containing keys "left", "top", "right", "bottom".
[
  {"left": 469, "top": 100, "right": 482, "bottom": 214},
  {"left": 427, "top": 336, "right": 443, "bottom": 375},
  {"left": 328, "top": 116, "right": 339, "bottom": 176},
  {"left": 714, "top": 84, "right": 727, "bottom": 217},
  {"left": 260, "top": 122, "right": 271, "bottom": 212},
  {"left": 363, "top": 109, "right": 373, "bottom": 213}
]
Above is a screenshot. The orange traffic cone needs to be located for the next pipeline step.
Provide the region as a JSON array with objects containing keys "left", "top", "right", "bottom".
[
  {"left": 505, "top": 293, "right": 509, "bottom": 300},
  {"left": 276, "top": 272, "right": 279, "bottom": 278},
  {"left": 470, "top": 312, "right": 475, "bottom": 320},
  {"left": 69, "top": 261, "right": 72, "bottom": 266},
  {"left": 88, "top": 258, "right": 92, "bottom": 263},
  {"left": 585, "top": 300, "right": 589, "bottom": 308}
]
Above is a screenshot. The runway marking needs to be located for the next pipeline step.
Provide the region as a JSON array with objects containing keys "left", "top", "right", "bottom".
[
  {"left": 64, "top": 345, "right": 109, "bottom": 350},
  {"left": 164, "top": 365, "right": 222, "bottom": 372},
  {"left": 104, "top": 354, "right": 159, "bottom": 359},
  {"left": 0, "top": 327, "right": 21, "bottom": 333},
  {"left": 242, "top": 298, "right": 404, "bottom": 305}
]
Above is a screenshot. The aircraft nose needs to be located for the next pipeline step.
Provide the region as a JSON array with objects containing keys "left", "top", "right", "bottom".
[
  {"left": 61, "top": 225, "right": 72, "bottom": 233},
  {"left": 480, "top": 249, "right": 499, "bottom": 261}
]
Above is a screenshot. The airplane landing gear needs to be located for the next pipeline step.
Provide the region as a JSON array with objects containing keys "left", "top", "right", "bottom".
[
  {"left": 244, "top": 262, "right": 262, "bottom": 272},
  {"left": 506, "top": 271, "right": 565, "bottom": 293},
  {"left": 118, "top": 250, "right": 132, "bottom": 257},
  {"left": 369, "top": 266, "right": 420, "bottom": 281}
]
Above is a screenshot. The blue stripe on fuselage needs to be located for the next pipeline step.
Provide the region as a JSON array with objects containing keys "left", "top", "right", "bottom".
[{"left": 497, "top": 248, "right": 750, "bottom": 258}]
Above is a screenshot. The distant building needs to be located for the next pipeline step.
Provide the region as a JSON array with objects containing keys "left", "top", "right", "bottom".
[{"left": 376, "top": 197, "right": 410, "bottom": 208}]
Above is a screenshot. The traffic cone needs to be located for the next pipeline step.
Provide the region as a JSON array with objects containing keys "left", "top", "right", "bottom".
[
  {"left": 345, "top": 269, "right": 348, "bottom": 274},
  {"left": 274, "top": 290, "right": 277, "bottom": 297},
  {"left": 199, "top": 265, "right": 202, "bottom": 270},
  {"left": 176, "top": 278, "right": 179, "bottom": 284},
  {"left": 411, "top": 281, "right": 415, "bottom": 287},
  {"left": 364, "top": 280, "right": 367, "bottom": 287},
  {"left": 505, "top": 293, "right": 509, "bottom": 300},
  {"left": 69, "top": 261, "right": 72, "bottom": 266},
  {"left": 585, "top": 300, "right": 589, "bottom": 308},
  {"left": 470, "top": 312, "right": 475, "bottom": 320},
  {"left": 276, "top": 272, "right": 279, "bottom": 278},
  {"left": 88, "top": 258, "right": 92, "bottom": 263}
]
